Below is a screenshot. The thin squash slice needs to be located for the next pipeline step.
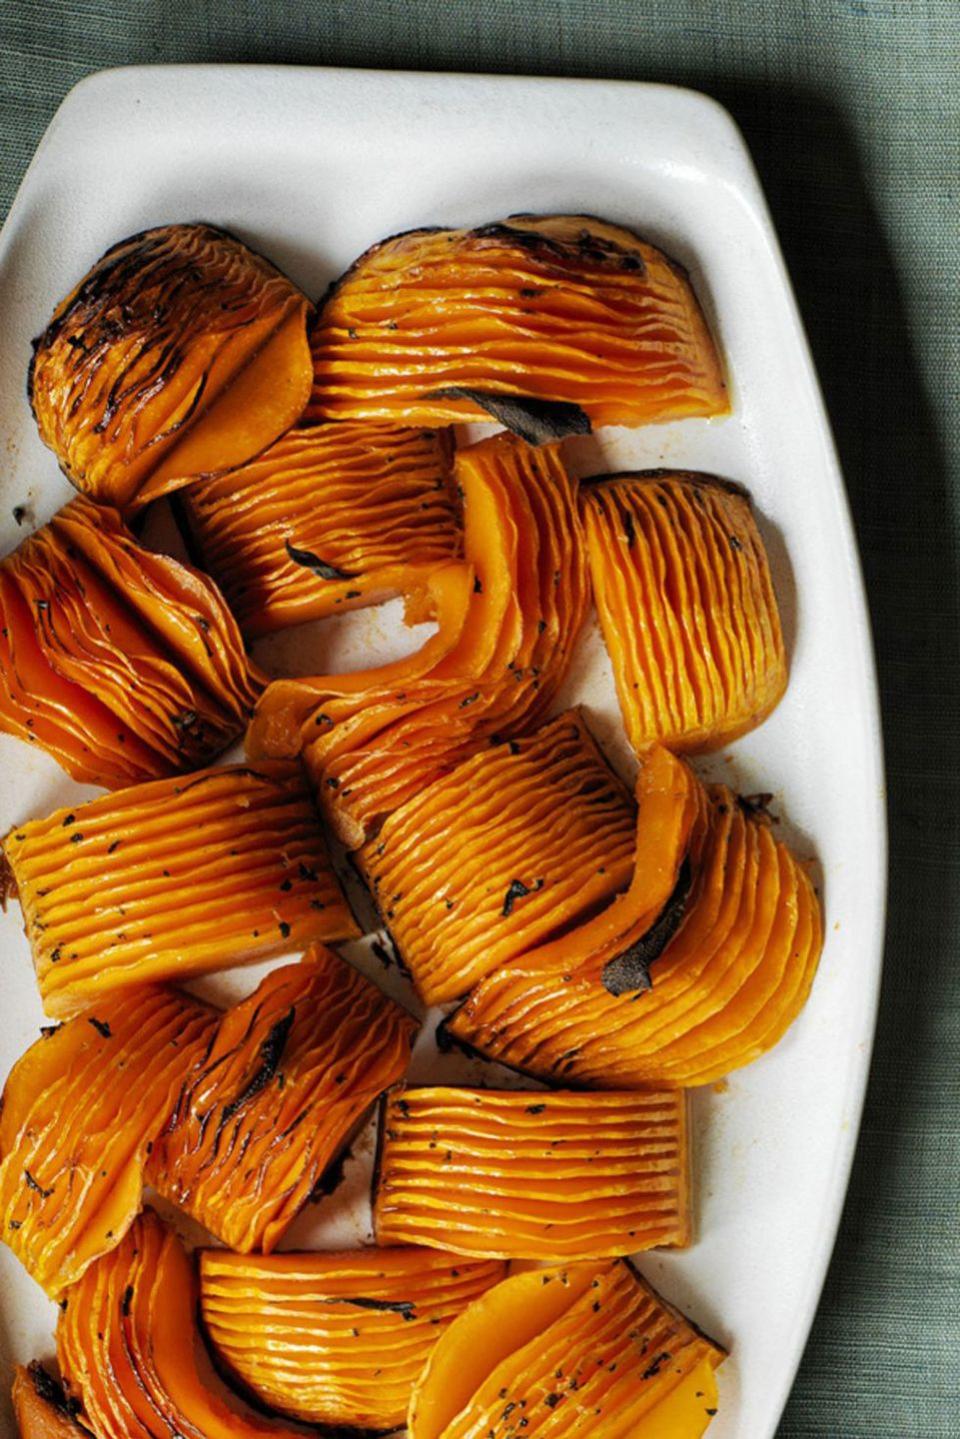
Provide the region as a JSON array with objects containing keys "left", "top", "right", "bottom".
[
  {"left": 178, "top": 421, "right": 460, "bottom": 636},
  {"left": 147, "top": 946, "right": 417, "bottom": 1251},
  {"left": 29, "top": 224, "right": 313, "bottom": 509},
  {"left": 0, "top": 496, "right": 264, "bottom": 788},
  {"left": 448, "top": 786, "right": 823, "bottom": 1088},
  {"left": 0, "top": 986, "right": 215, "bottom": 1296},
  {"left": 249, "top": 430, "right": 588, "bottom": 848},
  {"left": 374, "top": 1086, "right": 690, "bottom": 1258},
  {"left": 308, "top": 215, "right": 727, "bottom": 432},
  {"left": 581, "top": 472, "right": 787, "bottom": 752},
  {"left": 358, "top": 710, "right": 636, "bottom": 1004},
  {"left": 200, "top": 1246, "right": 507, "bottom": 1431},
  {"left": 3, "top": 760, "right": 357, "bottom": 1017},
  {"left": 408, "top": 1259, "right": 724, "bottom": 1439},
  {"left": 56, "top": 1209, "right": 305, "bottom": 1439},
  {"left": 12, "top": 1364, "right": 92, "bottom": 1439}
]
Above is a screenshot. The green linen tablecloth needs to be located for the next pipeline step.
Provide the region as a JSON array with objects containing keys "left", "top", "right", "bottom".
[{"left": 1, "top": 2, "right": 957, "bottom": 1434}]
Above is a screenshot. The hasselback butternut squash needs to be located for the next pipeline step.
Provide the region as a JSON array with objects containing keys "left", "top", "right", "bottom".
[
  {"left": 374, "top": 1086, "right": 690, "bottom": 1258},
  {"left": 0, "top": 986, "right": 215, "bottom": 1295},
  {"left": 12, "top": 1364, "right": 92, "bottom": 1439},
  {"left": 56, "top": 1210, "right": 305, "bottom": 1439},
  {"left": 0, "top": 496, "right": 263, "bottom": 788},
  {"left": 147, "top": 946, "right": 417, "bottom": 1251},
  {"left": 249, "top": 430, "right": 588, "bottom": 847},
  {"left": 3, "top": 760, "right": 357, "bottom": 1017},
  {"left": 358, "top": 709, "right": 636, "bottom": 1004},
  {"left": 449, "top": 785, "right": 823, "bottom": 1088},
  {"left": 29, "top": 224, "right": 312, "bottom": 509},
  {"left": 408, "top": 1259, "right": 724, "bottom": 1439},
  {"left": 200, "top": 1246, "right": 507, "bottom": 1431},
  {"left": 308, "top": 215, "right": 727, "bottom": 432},
  {"left": 581, "top": 472, "right": 787, "bottom": 753},
  {"left": 178, "top": 421, "right": 460, "bottom": 636}
]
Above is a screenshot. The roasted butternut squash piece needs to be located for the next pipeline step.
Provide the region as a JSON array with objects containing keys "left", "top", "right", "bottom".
[
  {"left": 147, "top": 947, "right": 417, "bottom": 1251},
  {"left": 29, "top": 224, "right": 313, "bottom": 509},
  {"left": 3, "top": 760, "right": 357, "bottom": 1017},
  {"left": 358, "top": 710, "right": 635, "bottom": 1004},
  {"left": 408, "top": 1259, "right": 724, "bottom": 1439},
  {"left": 0, "top": 986, "right": 214, "bottom": 1295},
  {"left": 57, "top": 1210, "right": 304, "bottom": 1439},
  {"left": 308, "top": 215, "right": 726, "bottom": 431},
  {"left": 12, "top": 1364, "right": 92, "bottom": 1439},
  {"left": 581, "top": 472, "right": 786, "bottom": 753},
  {"left": 200, "top": 1246, "right": 507, "bottom": 1431},
  {"left": 249, "top": 430, "right": 588, "bottom": 848},
  {"left": 449, "top": 786, "right": 823, "bottom": 1088},
  {"left": 374, "top": 1086, "right": 690, "bottom": 1258},
  {"left": 0, "top": 496, "right": 263, "bottom": 788},
  {"left": 178, "top": 421, "right": 460, "bottom": 636}
]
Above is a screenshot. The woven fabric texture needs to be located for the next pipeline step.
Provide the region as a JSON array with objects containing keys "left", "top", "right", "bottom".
[{"left": 1, "top": 2, "right": 958, "bottom": 1435}]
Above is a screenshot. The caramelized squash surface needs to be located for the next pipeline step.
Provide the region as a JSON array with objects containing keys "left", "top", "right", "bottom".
[
  {"left": 3, "top": 760, "right": 357, "bottom": 1017},
  {"left": 0, "top": 497, "right": 263, "bottom": 788},
  {"left": 147, "top": 947, "right": 417, "bottom": 1251},
  {"left": 200, "top": 1246, "right": 506, "bottom": 1430},
  {"left": 308, "top": 215, "right": 726, "bottom": 430},
  {"left": 450, "top": 786, "right": 822, "bottom": 1087},
  {"left": 249, "top": 430, "right": 588, "bottom": 848},
  {"left": 57, "top": 1210, "right": 304, "bottom": 1439},
  {"left": 358, "top": 709, "right": 636, "bottom": 1004},
  {"left": 180, "top": 421, "right": 460, "bottom": 636},
  {"left": 0, "top": 986, "right": 214, "bottom": 1295},
  {"left": 29, "top": 224, "right": 312, "bottom": 509},
  {"left": 374, "top": 1086, "right": 690, "bottom": 1258},
  {"left": 581, "top": 472, "right": 786, "bottom": 753},
  {"left": 12, "top": 1364, "right": 92, "bottom": 1439},
  {"left": 408, "top": 1259, "right": 724, "bottom": 1439}
]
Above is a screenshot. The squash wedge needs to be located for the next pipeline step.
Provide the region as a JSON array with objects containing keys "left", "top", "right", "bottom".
[
  {"left": 308, "top": 215, "right": 726, "bottom": 430},
  {"left": 12, "top": 1364, "right": 92, "bottom": 1439},
  {"left": 29, "top": 224, "right": 312, "bottom": 509}
]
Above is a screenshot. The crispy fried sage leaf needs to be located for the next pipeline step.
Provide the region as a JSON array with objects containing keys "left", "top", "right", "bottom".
[
  {"left": 428, "top": 387, "right": 591, "bottom": 445},
  {"left": 285, "top": 540, "right": 356, "bottom": 581},
  {"left": 601, "top": 860, "right": 693, "bottom": 997}
]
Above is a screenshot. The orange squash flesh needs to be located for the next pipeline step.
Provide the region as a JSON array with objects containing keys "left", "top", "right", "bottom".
[
  {"left": 12, "top": 1364, "right": 92, "bottom": 1439},
  {"left": 449, "top": 787, "right": 823, "bottom": 1088},
  {"left": 29, "top": 224, "right": 313, "bottom": 509},
  {"left": 3, "top": 760, "right": 357, "bottom": 1017},
  {"left": 0, "top": 987, "right": 215, "bottom": 1296},
  {"left": 581, "top": 473, "right": 787, "bottom": 753},
  {"left": 57, "top": 1210, "right": 305, "bottom": 1439},
  {"left": 358, "top": 710, "right": 636, "bottom": 1005},
  {"left": 147, "top": 947, "right": 417, "bottom": 1251},
  {"left": 199, "top": 1246, "right": 507, "bottom": 1431},
  {"left": 308, "top": 215, "right": 727, "bottom": 429},
  {"left": 0, "top": 497, "right": 264, "bottom": 788},
  {"left": 374, "top": 1086, "right": 690, "bottom": 1259},
  {"left": 408, "top": 1259, "right": 724, "bottom": 1439},
  {"left": 248, "top": 430, "right": 588, "bottom": 848},
  {"left": 179, "top": 421, "right": 460, "bottom": 636}
]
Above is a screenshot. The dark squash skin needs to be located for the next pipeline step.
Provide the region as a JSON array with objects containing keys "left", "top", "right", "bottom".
[{"left": 29, "top": 224, "right": 313, "bottom": 508}]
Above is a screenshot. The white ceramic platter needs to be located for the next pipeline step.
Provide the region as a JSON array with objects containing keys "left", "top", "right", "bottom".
[{"left": 0, "top": 66, "right": 886, "bottom": 1439}]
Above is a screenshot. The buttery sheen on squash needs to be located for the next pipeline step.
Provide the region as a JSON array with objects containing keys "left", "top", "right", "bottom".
[
  {"left": 147, "top": 947, "right": 417, "bottom": 1251},
  {"left": 248, "top": 430, "right": 588, "bottom": 848},
  {"left": 449, "top": 784, "right": 823, "bottom": 1088},
  {"left": 308, "top": 215, "right": 727, "bottom": 431},
  {"left": 358, "top": 709, "right": 636, "bottom": 1005},
  {"left": 581, "top": 472, "right": 787, "bottom": 753},
  {"left": 3, "top": 760, "right": 357, "bottom": 1017},
  {"left": 0, "top": 986, "right": 215, "bottom": 1296},
  {"left": 200, "top": 1246, "right": 507, "bottom": 1431},
  {"left": 0, "top": 496, "right": 264, "bottom": 788},
  {"left": 374, "top": 1086, "right": 690, "bottom": 1258},
  {"left": 408, "top": 1259, "right": 724, "bottom": 1439},
  {"left": 57, "top": 1210, "right": 306, "bottom": 1439},
  {"left": 12, "top": 1364, "right": 92, "bottom": 1439},
  {"left": 178, "top": 421, "right": 461, "bottom": 636},
  {"left": 29, "top": 223, "right": 313, "bottom": 509}
]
